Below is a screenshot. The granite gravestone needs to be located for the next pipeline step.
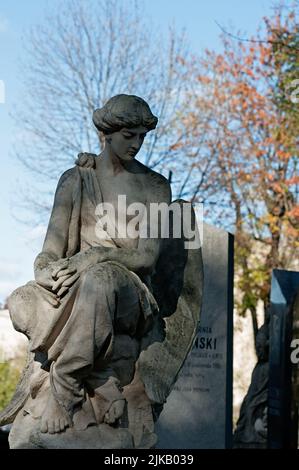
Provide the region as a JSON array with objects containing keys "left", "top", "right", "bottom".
[
  {"left": 156, "top": 223, "right": 234, "bottom": 449},
  {"left": 292, "top": 288, "right": 299, "bottom": 448},
  {"left": 268, "top": 269, "right": 299, "bottom": 449}
]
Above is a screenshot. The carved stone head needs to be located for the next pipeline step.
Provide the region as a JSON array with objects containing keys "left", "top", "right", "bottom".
[{"left": 93, "top": 94, "right": 158, "bottom": 162}]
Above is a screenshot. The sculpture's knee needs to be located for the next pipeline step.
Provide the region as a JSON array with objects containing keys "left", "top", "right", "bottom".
[
  {"left": 80, "top": 264, "right": 105, "bottom": 287},
  {"left": 8, "top": 283, "right": 36, "bottom": 337},
  {"left": 81, "top": 261, "right": 121, "bottom": 291}
]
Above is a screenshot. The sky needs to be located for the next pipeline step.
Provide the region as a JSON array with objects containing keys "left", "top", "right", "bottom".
[{"left": 0, "top": 0, "right": 277, "bottom": 303}]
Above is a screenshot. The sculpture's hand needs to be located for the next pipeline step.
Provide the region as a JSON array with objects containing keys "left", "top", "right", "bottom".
[
  {"left": 35, "top": 255, "right": 68, "bottom": 290},
  {"left": 75, "top": 152, "right": 97, "bottom": 169},
  {"left": 51, "top": 258, "right": 70, "bottom": 278},
  {"left": 51, "top": 258, "right": 78, "bottom": 297},
  {"left": 51, "top": 248, "right": 107, "bottom": 297},
  {"left": 51, "top": 252, "right": 93, "bottom": 297},
  {"left": 35, "top": 264, "right": 55, "bottom": 290}
]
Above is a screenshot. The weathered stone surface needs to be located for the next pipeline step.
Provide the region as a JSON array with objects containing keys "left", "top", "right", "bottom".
[{"left": 9, "top": 411, "right": 134, "bottom": 449}]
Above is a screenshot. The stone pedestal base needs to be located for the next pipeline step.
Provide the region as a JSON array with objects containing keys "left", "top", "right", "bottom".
[{"left": 9, "top": 410, "right": 135, "bottom": 449}]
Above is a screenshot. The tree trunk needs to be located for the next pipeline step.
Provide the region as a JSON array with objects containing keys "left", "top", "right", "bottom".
[{"left": 249, "top": 305, "right": 259, "bottom": 354}]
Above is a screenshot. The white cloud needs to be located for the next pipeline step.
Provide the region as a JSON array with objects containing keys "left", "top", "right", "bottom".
[{"left": 0, "top": 15, "right": 9, "bottom": 33}]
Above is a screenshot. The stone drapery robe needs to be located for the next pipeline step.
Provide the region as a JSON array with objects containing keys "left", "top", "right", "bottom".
[{"left": 8, "top": 165, "right": 160, "bottom": 429}]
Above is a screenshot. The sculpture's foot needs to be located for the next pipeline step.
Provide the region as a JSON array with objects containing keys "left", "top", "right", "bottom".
[
  {"left": 104, "top": 399, "right": 125, "bottom": 425},
  {"left": 40, "top": 392, "right": 71, "bottom": 434}
]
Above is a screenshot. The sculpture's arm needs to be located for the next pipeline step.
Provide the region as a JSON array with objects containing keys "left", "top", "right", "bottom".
[
  {"left": 34, "top": 169, "right": 75, "bottom": 286},
  {"left": 51, "top": 227, "right": 162, "bottom": 294},
  {"left": 86, "top": 236, "right": 160, "bottom": 276}
]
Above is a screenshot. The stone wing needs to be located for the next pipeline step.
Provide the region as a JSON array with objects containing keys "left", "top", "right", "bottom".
[{"left": 138, "top": 199, "right": 203, "bottom": 406}]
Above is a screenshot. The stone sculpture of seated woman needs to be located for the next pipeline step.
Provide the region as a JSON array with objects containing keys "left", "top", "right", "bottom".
[{"left": 0, "top": 94, "right": 203, "bottom": 449}]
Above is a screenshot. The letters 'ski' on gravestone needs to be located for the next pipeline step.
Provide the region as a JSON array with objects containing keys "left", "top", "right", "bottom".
[
  {"left": 156, "top": 223, "right": 234, "bottom": 449},
  {"left": 268, "top": 269, "right": 299, "bottom": 449}
]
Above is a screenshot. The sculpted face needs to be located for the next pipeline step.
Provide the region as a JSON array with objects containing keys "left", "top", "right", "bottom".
[{"left": 107, "top": 126, "right": 148, "bottom": 161}]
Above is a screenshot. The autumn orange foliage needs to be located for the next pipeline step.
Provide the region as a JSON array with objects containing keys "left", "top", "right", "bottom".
[{"left": 178, "top": 5, "right": 299, "bottom": 340}]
